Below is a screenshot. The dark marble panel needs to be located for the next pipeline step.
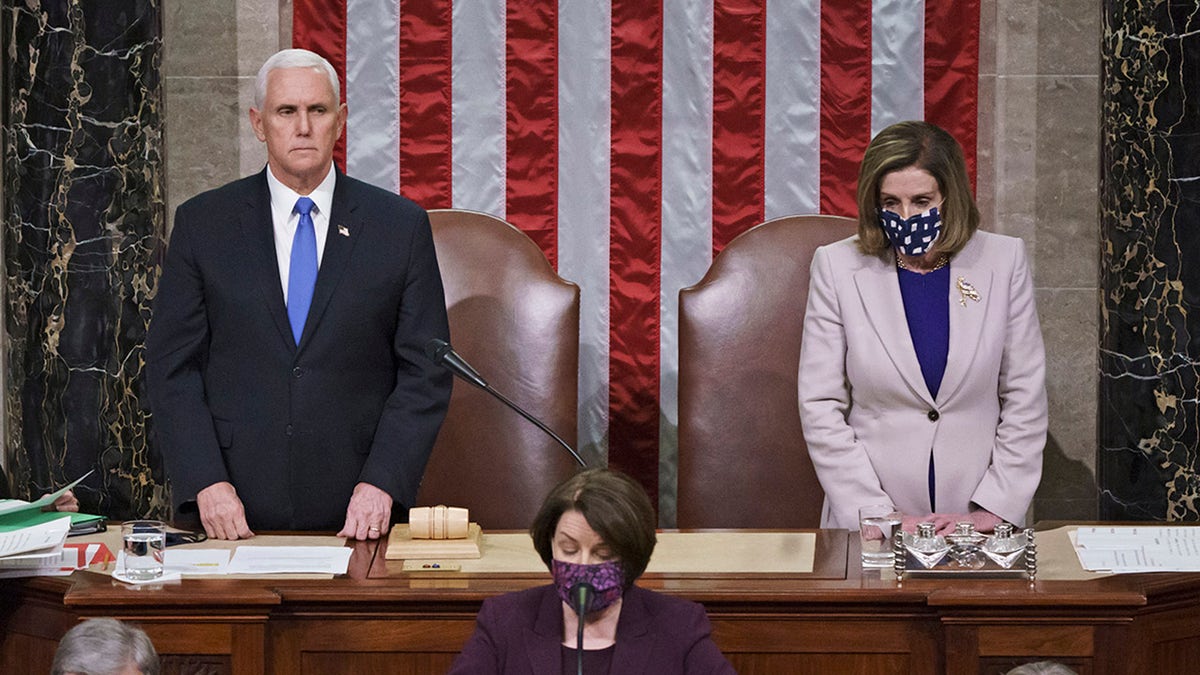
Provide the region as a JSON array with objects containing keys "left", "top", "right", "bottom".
[
  {"left": 1099, "top": 1, "right": 1200, "bottom": 521},
  {"left": 2, "top": 1, "right": 167, "bottom": 519}
]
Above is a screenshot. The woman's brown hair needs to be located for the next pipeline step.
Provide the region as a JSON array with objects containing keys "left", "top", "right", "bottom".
[
  {"left": 855, "top": 120, "right": 979, "bottom": 258},
  {"left": 529, "top": 468, "right": 657, "bottom": 587}
]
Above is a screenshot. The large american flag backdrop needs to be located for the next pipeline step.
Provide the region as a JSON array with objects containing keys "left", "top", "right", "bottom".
[{"left": 293, "top": 0, "right": 980, "bottom": 511}]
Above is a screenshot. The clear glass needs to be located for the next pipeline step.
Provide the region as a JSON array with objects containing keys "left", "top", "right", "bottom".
[
  {"left": 982, "top": 522, "right": 1028, "bottom": 569},
  {"left": 903, "top": 522, "right": 949, "bottom": 568},
  {"left": 859, "top": 504, "right": 902, "bottom": 567},
  {"left": 946, "top": 521, "right": 987, "bottom": 569},
  {"left": 121, "top": 520, "right": 166, "bottom": 580}
]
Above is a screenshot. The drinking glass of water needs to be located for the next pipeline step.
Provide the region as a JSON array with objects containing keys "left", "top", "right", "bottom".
[
  {"left": 858, "top": 504, "right": 902, "bottom": 568},
  {"left": 121, "top": 520, "right": 166, "bottom": 580}
]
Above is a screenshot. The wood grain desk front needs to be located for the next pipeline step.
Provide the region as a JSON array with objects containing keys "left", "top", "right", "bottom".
[{"left": 2, "top": 527, "right": 1198, "bottom": 674}]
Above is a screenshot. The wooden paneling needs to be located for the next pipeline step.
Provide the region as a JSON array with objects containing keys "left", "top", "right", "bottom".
[{"left": 4, "top": 528, "right": 1200, "bottom": 674}]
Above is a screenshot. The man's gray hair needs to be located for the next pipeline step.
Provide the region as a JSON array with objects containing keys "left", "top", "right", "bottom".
[
  {"left": 254, "top": 48, "right": 341, "bottom": 109},
  {"left": 1005, "top": 662, "right": 1079, "bottom": 675},
  {"left": 52, "top": 618, "right": 160, "bottom": 675}
]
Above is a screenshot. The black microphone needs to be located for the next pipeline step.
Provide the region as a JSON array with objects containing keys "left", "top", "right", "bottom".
[
  {"left": 424, "top": 338, "right": 587, "bottom": 468},
  {"left": 571, "top": 582, "right": 594, "bottom": 675},
  {"left": 425, "top": 337, "right": 488, "bottom": 389}
]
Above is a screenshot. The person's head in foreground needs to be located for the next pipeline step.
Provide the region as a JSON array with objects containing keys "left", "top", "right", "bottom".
[
  {"left": 529, "top": 467, "right": 658, "bottom": 616},
  {"left": 52, "top": 618, "right": 160, "bottom": 675},
  {"left": 448, "top": 467, "right": 735, "bottom": 673}
]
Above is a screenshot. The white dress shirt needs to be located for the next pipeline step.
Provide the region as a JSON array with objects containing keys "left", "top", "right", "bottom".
[{"left": 266, "top": 165, "right": 336, "bottom": 303}]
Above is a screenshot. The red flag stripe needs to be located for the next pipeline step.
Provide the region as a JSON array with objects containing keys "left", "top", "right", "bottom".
[
  {"left": 293, "top": 0, "right": 348, "bottom": 170},
  {"left": 924, "top": 0, "right": 980, "bottom": 189},
  {"left": 819, "top": 0, "right": 873, "bottom": 217},
  {"left": 712, "top": 1, "right": 767, "bottom": 254},
  {"left": 609, "top": 0, "right": 663, "bottom": 503},
  {"left": 506, "top": 2, "right": 559, "bottom": 265},
  {"left": 398, "top": 1, "right": 453, "bottom": 208}
]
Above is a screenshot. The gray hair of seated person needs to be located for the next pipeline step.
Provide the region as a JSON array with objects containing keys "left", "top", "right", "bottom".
[
  {"left": 52, "top": 618, "right": 160, "bottom": 675},
  {"left": 1004, "top": 661, "right": 1079, "bottom": 675}
]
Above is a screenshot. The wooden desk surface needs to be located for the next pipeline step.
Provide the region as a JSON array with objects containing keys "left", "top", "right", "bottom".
[{"left": 3, "top": 527, "right": 1199, "bottom": 675}]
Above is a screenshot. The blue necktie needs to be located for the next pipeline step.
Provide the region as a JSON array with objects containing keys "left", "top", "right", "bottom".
[{"left": 287, "top": 197, "right": 317, "bottom": 345}]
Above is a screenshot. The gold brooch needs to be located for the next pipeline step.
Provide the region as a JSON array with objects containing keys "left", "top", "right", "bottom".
[{"left": 956, "top": 276, "right": 980, "bottom": 307}]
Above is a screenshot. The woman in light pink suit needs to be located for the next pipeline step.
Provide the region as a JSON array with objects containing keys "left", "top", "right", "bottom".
[{"left": 798, "top": 121, "right": 1047, "bottom": 534}]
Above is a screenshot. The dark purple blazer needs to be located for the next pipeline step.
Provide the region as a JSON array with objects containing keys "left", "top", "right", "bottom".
[{"left": 448, "top": 584, "right": 736, "bottom": 674}]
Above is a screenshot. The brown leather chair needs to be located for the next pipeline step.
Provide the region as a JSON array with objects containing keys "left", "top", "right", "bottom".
[
  {"left": 675, "top": 214, "right": 857, "bottom": 529},
  {"left": 415, "top": 209, "right": 581, "bottom": 530}
]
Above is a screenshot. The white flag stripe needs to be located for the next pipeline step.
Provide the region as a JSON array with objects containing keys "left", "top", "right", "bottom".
[
  {"left": 765, "top": 0, "right": 822, "bottom": 219},
  {"left": 660, "top": 0, "right": 715, "bottom": 426},
  {"left": 660, "top": 0, "right": 715, "bottom": 514},
  {"left": 871, "top": 0, "right": 926, "bottom": 137},
  {"left": 557, "top": 0, "right": 613, "bottom": 461},
  {"left": 345, "top": 0, "right": 399, "bottom": 192},
  {"left": 451, "top": 0, "right": 506, "bottom": 216}
]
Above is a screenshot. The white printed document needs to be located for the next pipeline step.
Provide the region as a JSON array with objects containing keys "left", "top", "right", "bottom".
[
  {"left": 164, "top": 549, "right": 232, "bottom": 575},
  {"left": 1072, "top": 526, "right": 1200, "bottom": 572},
  {"left": 226, "top": 546, "right": 352, "bottom": 575},
  {"left": 0, "top": 516, "right": 70, "bottom": 558}
]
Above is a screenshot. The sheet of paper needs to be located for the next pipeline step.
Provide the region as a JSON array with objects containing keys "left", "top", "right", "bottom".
[
  {"left": 226, "top": 546, "right": 352, "bottom": 575},
  {"left": 164, "top": 549, "right": 231, "bottom": 575},
  {"left": 0, "top": 516, "right": 70, "bottom": 558},
  {"left": 0, "top": 548, "right": 63, "bottom": 567},
  {"left": 1072, "top": 526, "right": 1200, "bottom": 572},
  {"left": 0, "top": 470, "right": 94, "bottom": 517}
]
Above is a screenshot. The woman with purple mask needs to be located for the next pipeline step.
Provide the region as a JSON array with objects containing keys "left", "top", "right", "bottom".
[
  {"left": 798, "top": 120, "right": 1047, "bottom": 536},
  {"left": 449, "top": 468, "right": 734, "bottom": 674}
]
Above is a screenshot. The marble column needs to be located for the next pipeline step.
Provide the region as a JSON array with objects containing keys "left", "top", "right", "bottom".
[
  {"left": 2, "top": 1, "right": 168, "bottom": 519},
  {"left": 1099, "top": 2, "right": 1200, "bottom": 521}
]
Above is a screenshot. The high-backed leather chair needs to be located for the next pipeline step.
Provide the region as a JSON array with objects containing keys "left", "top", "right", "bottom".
[
  {"left": 416, "top": 209, "right": 581, "bottom": 530},
  {"left": 675, "top": 214, "right": 857, "bottom": 528}
]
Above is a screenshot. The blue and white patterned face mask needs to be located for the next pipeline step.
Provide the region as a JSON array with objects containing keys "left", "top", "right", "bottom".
[{"left": 878, "top": 205, "right": 943, "bottom": 257}]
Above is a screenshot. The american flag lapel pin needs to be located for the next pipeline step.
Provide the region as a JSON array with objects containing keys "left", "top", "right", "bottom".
[{"left": 338, "top": 225, "right": 350, "bottom": 237}]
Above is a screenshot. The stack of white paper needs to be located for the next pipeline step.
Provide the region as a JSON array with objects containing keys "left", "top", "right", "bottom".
[{"left": 1073, "top": 526, "right": 1200, "bottom": 572}]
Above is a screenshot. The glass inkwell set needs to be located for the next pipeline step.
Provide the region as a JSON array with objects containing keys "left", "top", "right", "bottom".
[{"left": 892, "top": 522, "right": 1037, "bottom": 579}]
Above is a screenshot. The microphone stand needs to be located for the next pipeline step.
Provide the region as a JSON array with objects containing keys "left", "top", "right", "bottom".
[
  {"left": 480, "top": 384, "right": 587, "bottom": 468},
  {"left": 573, "top": 583, "right": 593, "bottom": 675},
  {"left": 425, "top": 339, "right": 587, "bottom": 468}
]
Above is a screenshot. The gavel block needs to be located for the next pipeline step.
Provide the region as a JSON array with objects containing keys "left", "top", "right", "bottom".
[{"left": 385, "top": 505, "right": 483, "bottom": 560}]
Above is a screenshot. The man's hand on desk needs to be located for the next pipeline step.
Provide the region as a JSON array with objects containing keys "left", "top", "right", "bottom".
[
  {"left": 338, "top": 482, "right": 392, "bottom": 541},
  {"left": 197, "top": 481, "right": 255, "bottom": 540}
]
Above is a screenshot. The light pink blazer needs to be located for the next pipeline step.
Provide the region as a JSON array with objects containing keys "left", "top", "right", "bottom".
[{"left": 798, "top": 231, "right": 1047, "bottom": 530}]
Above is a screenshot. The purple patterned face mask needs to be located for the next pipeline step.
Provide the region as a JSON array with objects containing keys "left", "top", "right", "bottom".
[
  {"left": 552, "top": 559, "right": 625, "bottom": 615},
  {"left": 878, "top": 205, "right": 943, "bottom": 256}
]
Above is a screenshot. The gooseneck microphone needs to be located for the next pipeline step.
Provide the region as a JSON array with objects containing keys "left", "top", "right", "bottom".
[
  {"left": 571, "top": 582, "right": 594, "bottom": 675},
  {"left": 424, "top": 338, "right": 587, "bottom": 468}
]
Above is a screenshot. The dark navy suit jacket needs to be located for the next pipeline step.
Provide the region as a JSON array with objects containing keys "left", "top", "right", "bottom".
[
  {"left": 448, "top": 585, "right": 736, "bottom": 674},
  {"left": 145, "top": 169, "right": 452, "bottom": 530}
]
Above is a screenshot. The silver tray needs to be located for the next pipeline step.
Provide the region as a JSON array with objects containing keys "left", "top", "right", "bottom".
[{"left": 892, "top": 528, "right": 1038, "bottom": 580}]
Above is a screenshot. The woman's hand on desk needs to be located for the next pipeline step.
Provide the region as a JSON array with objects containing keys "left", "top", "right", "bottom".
[{"left": 902, "top": 509, "right": 1002, "bottom": 535}]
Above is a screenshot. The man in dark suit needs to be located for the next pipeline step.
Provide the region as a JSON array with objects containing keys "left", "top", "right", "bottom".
[{"left": 146, "top": 49, "right": 451, "bottom": 540}]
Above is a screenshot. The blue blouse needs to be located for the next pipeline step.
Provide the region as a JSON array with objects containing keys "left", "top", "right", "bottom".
[{"left": 897, "top": 264, "right": 950, "bottom": 511}]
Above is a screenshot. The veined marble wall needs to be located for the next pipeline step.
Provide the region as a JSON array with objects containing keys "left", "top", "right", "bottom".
[
  {"left": 1099, "top": 2, "right": 1200, "bottom": 521},
  {"left": 1, "top": 1, "right": 167, "bottom": 518}
]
